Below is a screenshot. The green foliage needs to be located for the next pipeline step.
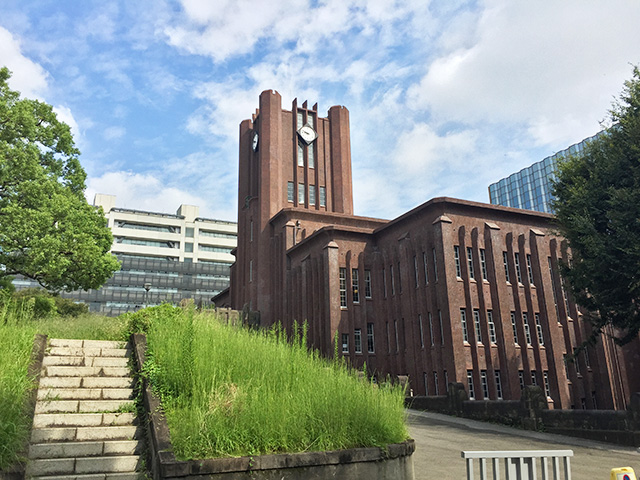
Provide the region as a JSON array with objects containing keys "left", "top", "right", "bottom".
[
  {"left": 552, "top": 66, "right": 640, "bottom": 345},
  {"left": 141, "top": 307, "right": 408, "bottom": 459},
  {"left": 0, "top": 66, "right": 120, "bottom": 292}
]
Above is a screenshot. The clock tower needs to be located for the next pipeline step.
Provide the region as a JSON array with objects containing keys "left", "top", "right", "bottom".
[{"left": 230, "top": 90, "right": 354, "bottom": 324}]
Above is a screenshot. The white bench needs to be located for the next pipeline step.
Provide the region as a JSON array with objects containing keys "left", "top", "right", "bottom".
[{"left": 461, "top": 450, "right": 573, "bottom": 480}]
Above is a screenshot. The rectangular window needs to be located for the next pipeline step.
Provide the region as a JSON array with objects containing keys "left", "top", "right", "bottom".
[
  {"left": 514, "top": 252, "right": 523, "bottom": 283},
  {"left": 511, "top": 312, "right": 519, "bottom": 345},
  {"left": 354, "top": 329, "right": 362, "bottom": 354},
  {"left": 584, "top": 348, "right": 591, "bottom": 368},
  {"left": 535, "top": 313, "right": 544, "bottom": 345},
  {"left": 439, "top": 311, "right": 445, "bottom": 345},
  {"left": 444, "top": 370, "right": 449, "bottom": 392},
  {"left": 467, "top": 370, "right": 475, "bottom": 400},
  {"left": 428, "top": 312, "right": 434, "bottom": 346},
  {"left": 422, "top": 252, "right": 429, "bottom": 284},
  {"left": 364, "top": 270, "right": 372, "bottom": 298},
  {"left": 523, "top": 312, "right": 532, "bottom": 345},
  {"left": 473, "top": 309, "right": 482, "bottom": 344},
  {"left": 367, "top": 323, "right": 375, "bottom": 353},
  {"left": 461, "top": 309, "right": 469, "bottom": 343},
  {"left": 319, "top": 186, "right": 326, "bottom": 207},
  {"left": 432, "top": 248, "right": 438, "bottom": 281},
  {"left": 413, "top": 255, "right": 419, "bottom": 288},
  {"left": 495, "top": 370, "right": 503, "bottom": 399},
  {"left": 394, "top": 320, "right": 399, "bottom": 353},
  {"left": 424, "top": 372, "right": 429, "bottom": 395},
  {"left": 543, "top": 371, "right": 551, "bottom": 397},
  {"left": 339, "top": 268, "right": 347, "bottom": 308},
  {"left": 185, "top": 242, "right": 194, "bottom": 253},
  {"left": 352, "top": 268, "right": 360, "bottom": 304},
  {"left": 526, "top": 254, "right": 535, "bottom": 285},
  {"left": 297, "top": 140, "right": 304, "bottom": 167},
  {"left": 249, "top": 259, "right": 253, "bottom": 282},
  {"left": 383, "top": 268, "right": 387, "bottom": 298},
  {"left": 487, "top": 310, "right": 496, "bottom": 344},
  {"left": 298, "top": 183, "right": 305, "bottom": 204},
  {"left": 185, "top": 227, "right": 194, "bottom": 238},
  {"left": 341, "top": 333, "right": 349, "bottom": 353},
  {"left": 390, "top": 265, "right": 395, "bottom": 295},
  {"left": 503, "top": 251, "right": 510, "bottom": 283},
  {"left": 434, "top": 372, "right": 439, "bottom": 396},
  {"left": 309, "top": 185, "right": 316, "bottom": 206},
  {"left": 480, "top": 249, "right": 488, "bottom": 281},
  {"left": 518, "top": 370, "right": 525, "bottom": 390},
  {"left": 418, "top": 314, "right": 425, "bottom": 348},
  {"left": 454, "top": 246, "right": 462, "bottom": 278},
  {"left": 531, "top": 370, "right": 537, "bottom": 386},
  {"left": 481, "top": 370, "right": 489, "bottom": 399},
  {"left": 560, "top": 275, "right": 571, "bottom": 318},
  {"left": 297, "top": 111, "right": 304, "bottom": 128},
  {"left": 308, "top": 144, "right": 315, "bottom": 168},
  {"left": 467, "top": 247, "right": 475, "bottom": 279},
  {"left": 287, "top": 182, "right": 294, "bottom": 203}
]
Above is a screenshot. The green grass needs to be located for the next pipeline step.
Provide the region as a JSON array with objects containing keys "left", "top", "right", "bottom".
[
  {"left": 0, "top": 310, "right": 127, "bottom": 470},
  {"left": 134, "top": 305, "right": 408, "bottom": 460}
]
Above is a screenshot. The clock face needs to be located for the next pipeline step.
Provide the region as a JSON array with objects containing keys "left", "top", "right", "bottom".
[
  {"left": 252, "top": 132, "right": 259, "bottom": 151},
  {"left": 297, "top": 124, "right": 317, "bottom": 145}
]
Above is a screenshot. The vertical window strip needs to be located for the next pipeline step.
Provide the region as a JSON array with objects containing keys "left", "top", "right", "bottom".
[
  {"left": 428, "top": 312, "right": 434, "bottom": 346},
  {"left": 367, "top": 323, "right": 375, "bottom": 353},
  {"left": 514, "top": 252, "right": 522, "bottom": 283},
  {"left": 487, "top": 310, "right": 496, "bottom": 344},
  {"left": 531, "top": 370, "right": 537, "bottom": 386},
  {"left": 297, "top": 140, "right": 304, "bottom": 167},
  {"left": 298, "top": 183, "right": 305, "bottom": 204},
  {"left": 526, "top": 254, "right": 534, "bottom": 285},
  {"left": 444, "top": 370, "right": 449, "bottom": 392},
  {"left": 503, "top": 251, "right": 510, "bottom": 282},
  {"left": 548, "top": 257, "right": 560, "bottom": 319},
  {"left": 535, "top": 313, "right": 544, "bottom": 345},
  {"left": 413, "top": 255, "right": 419, "bottom": 288},
  {"left": 454, "top": 246, "right": 462, "bottom": 278},
  {"left": 287, "top": 182, "right": 294, "bottom": 203},
  {"left": 319, "top": 186, "right": 326, "bottom": 207},
  {"left": 339, "top": 268, "right": 347, "bottom": 308},
  {"left": 495, "top": 370, "right": 503, "bottom": 399},
  {"left": 473, "top": 309, "right": 482, "bottom": 344},
  {"left": 424, "top": 372, "right": 429, "bottom": 395},
  {"left": 352, "top": 268, "right": 360, "bottom": 304},
  {"left": 511, "top": 312, "right": 519, "bottom": 345},
  {"left": 461, "top": 309, "right": 469, "bottom": 343},
  {"left": 390, "top": 265, "right": 395, "bottom": 295},
  {"left": 481, "top": 370, "right": 489, "bottom": 399},
  {"left": 418, "top": 314, "right": 425, "bottom": 348},
  {"left": 341, "top": 333, "right": 349, "bottom": 353},
  {"left": 383, "top": 268, "right": 387, "bottom": 298},
  {"left": 354, "top": 328, "right": 362, "bottom": 354},
  {"left": 432, "top": 248, "right": 438, "bottom": 281},
  {"left": 309, "top": 185, "right": 316, "bottom": 206},
  {"left": 438, "top": 311, "right": 445, "bottom": 345},
  {"left": 423, "top": 251, "right": 429, "bottom": 284},
  {"left": 467, "top": 370, "right": 475, "bottom": 399},
  {"left": 364, "top": 270, "right": 372, "bottom": 298},
  {"left": 467, "top": 247, "right": 475, "bottom": 279},
  {"left": 308, "top": 143, "right": 314, "bottom": 168},
  {"left": 434, "top": 372, "right": 439, "bottom": 396},
  {"left": 543, "top": 371, "right": 551, "bottom": 397},
  {"left": 523, "top": 312, "right": 532, "bottom": 345},
  {"left": 518, "top": 370, "right": 525, "bottom": 390},
  {"left": 480, "top": 249, "right": 488, "bottom": 280}
]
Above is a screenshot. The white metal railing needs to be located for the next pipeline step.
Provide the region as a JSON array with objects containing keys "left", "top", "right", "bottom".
[{"left": 461, "top": 450, "right": 573, "bottom": 480}]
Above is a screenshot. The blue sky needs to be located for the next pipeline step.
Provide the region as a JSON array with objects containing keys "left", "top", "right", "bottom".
[{"left": 1, "top": 0, "right": 639, "bottom": 222}]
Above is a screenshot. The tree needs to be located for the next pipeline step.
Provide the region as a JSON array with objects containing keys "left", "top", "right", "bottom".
[
  {"left": 552, "top": 66, "right": 640, "bottom": 345},
  {"left": 0, "top": 67, "right": 120, "bottom": 291}
]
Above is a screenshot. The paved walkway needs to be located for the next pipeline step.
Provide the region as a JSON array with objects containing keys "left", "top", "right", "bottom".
[{"left": 407, "top": 409, "right": 640, "bottom": 480}]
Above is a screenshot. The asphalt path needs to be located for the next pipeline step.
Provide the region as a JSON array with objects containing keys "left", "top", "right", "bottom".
[{"left": 407, "top": 409, "right": 640, "bottom": 480}]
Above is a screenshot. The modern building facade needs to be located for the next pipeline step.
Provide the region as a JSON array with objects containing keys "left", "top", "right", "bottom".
[
  {"left": 488, "top": 131, "right": 603, "bottom": 213},
  {"left": 15, "top": 195, "right": 237, "bottom": 315},
  {"left": 221, "top": 90, "right": 638, "bottom": 410}
]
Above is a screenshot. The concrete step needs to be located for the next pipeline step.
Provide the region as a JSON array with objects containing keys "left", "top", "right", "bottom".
[
  {"left": 31, "top": 425, "right": 141, "bottom": 443},
  {"left": 29, "top": 440, "right": 142, "bottom": 459},
  {"left": 48, "top": 347, "right": 130, "bottom": 358},
  {"left": 35, "top": 399, "right": 135, "bottom": 414},
  {"left": 43, "top": 356, "right": 129, "bottom": 367},
  {"left": 38, "top": 388, "right": 134, "bottom": 401},
  {"left": 49, "top": 339, "right": 126, "bottom": 349},
  {"left": 26, "top": 455, "right": 141, "bottom": 476},
  {"left": 31, "top": 474, "right": 141, "bottom": 480},
  {"left": 33, "top": 412, "right": 137, "bottom": 429},
  {"left": 44, "top": 366, "right": 131, "bottom": 377},
  {"left": 39, "top": 377, "right": 135, "bottom": 389}
]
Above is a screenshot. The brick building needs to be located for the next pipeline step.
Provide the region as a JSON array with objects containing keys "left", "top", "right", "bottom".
[{"left": 221, "top": 90, "right": 638, "bottom": 410}]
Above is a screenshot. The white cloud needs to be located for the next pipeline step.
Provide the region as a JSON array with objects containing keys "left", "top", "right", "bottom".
[
  {"left": 0, "top": 26, "right": 49, "bottom": 99},
  {"left": 103, "top": 126, "right": 126, "bottom": 141},
  {"left": 53, "top": 105, "right": 81, "bottom": 144}
]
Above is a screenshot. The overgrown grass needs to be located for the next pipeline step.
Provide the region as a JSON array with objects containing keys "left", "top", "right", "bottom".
[
  {"left": 0, "top": 307, "right": 127, "bottom": 470},
  {"left": 132, "top": 305, "right": 408, "bottom": 460}
]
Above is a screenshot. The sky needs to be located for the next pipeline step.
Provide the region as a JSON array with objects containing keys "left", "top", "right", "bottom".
[{"left": 1, "top": 0, "right": 639, "bottom": 222}]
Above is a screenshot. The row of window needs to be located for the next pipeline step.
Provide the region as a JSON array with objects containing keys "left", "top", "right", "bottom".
[
  {"left": 417, "top": 311, "right": 445, "bottom": 348},
  {"left": 460, "top": 308, "right": 545, "bottom": 347},
  {"left": 287, "top": 182, "right": 327, "bottom": 207},
  {"left": 341, "top": 323, "right": 375, "bottom": 354},
  {"left": 115, "top": 222, "right": 236, "bottom": 240},
  {"left": 339, "top": 268, "right": 372, "bottom": 307}
]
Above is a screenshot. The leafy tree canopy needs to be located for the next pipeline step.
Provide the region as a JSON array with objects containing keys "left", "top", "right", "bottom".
[
  {"left": 552, "top": 66, "right": 640, "bottom": 345},
  {"left": 0, "top": 67, "right": 120, "bottom": 291}
]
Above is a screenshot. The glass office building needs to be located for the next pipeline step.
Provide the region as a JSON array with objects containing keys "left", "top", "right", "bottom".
[{"left": 488, "top": 131, "right": 604, "bottom": 213}]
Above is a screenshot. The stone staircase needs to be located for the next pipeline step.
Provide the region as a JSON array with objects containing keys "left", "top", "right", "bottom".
[{"left": 26, "top": 339, "right": 144, "bottom": 480}]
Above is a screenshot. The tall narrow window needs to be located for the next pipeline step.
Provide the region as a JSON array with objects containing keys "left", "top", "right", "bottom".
[
  {"left": 514, "top": 252, "right": 523, "bottom": 284},
  {"left": 535, "top": 313, "right": 544, "bottom": 345},
  {"left": 287, "top": 182, "right": 294, "bottom": 203},
  {"left": 480, "top": 249, "right": 488, "bottom": 280},
  {"left": 432, "top": 248, "right": 438, "bottom": 281},
  {"left": 418, "top": 314, "right": 425, "bottom": 348},
  {"left": 394, "top": 320, "right": 399, "bottom": 353},
  {"left": 560, "top": 275, "right": 571, "bottom": 318},
  {"left": 297, "top": 140, "right": 304, "bottom": 167},
  {"left": 518, "top": 370, "right": 525, "bottom": 390},
  {"left": 339, "top": 268, "right": 347, "bottom": 308},
  {"left": 473, "top": 309, "right": 482, "bottom": 344},
  {"left": 341, "top": 333, "right": 349, "bottom": 353},
  {"left": 467, "top": 370, "right": 475, "bottom": 399},
  {"left": 354, "top": 329, "right": 362, "bottom": 354},
  {"left": 428, "top": 312, "right": 434, "bottom": 346},
  {"left": 423, "top": 251, "right": 429, "bottom": 284},
  {"left": 503, "top": 251, "right": 510, "bottom": 282},
  {"left": 530, "top": 370, "right": 537, "bottom": 386},
  {"left": 249, "top": 260, "right": 253, "bottom": 282},
  {"left": 352, "top": 268, "right": 360, "bottom": 304},
  {"left": 319, "top": 186, "right": 326, "bottom": 207},
  {"left": 383, "top": 268, "right": 387, "bottom": 298},
  {"left": 495, "top": 370, "right": 503, "bottom": 399},
  {"left": 487, "top": 310, "right": 496, "bottom": 344},
  {"left": 413, "top": 255, "right": 419, "bottom": 288},
  {"left": 511, "top": 312, "right": 519, "bottom": 345},
  {"left": 308, "top": 143, "right": 315, "bottom": 168},
  {"left": 526, "top": 254, "right": 535, "bottom": 285},
  {"left": 523, "top": 313, "right": 532, "bottom": 345},
  {"left": 454, "top": 246, "right": 462, "bottom": 278},
  {"left": 366, "top": 323, "right": 375, "bottom": 353},
  {"left": 424, "top": 372, "right": 429, "bottom": 395},
  {"left": 481, "top": 370, "right": 489, "bottom": 399},
  {"left": 461, "top": 309, "right": 469, "bottom": 343},
  {"left": 297, "top": 111, "right": 304, "bottom": 127},
  {"left": 434, "top": 372, "right": 439, "bottom": 395},
  {"left": 439, "top": 311, "right": 445, "bottom": 345},
  {"left": 444, "top": 370, "right": 449, "bottom": 392},
  {"left": 390, "top": 265, "right": 395, "bottom": 295},
  {"left": 309, "top": 185, "right": 316, "bottom": 206},
  {"left": 467, "top": 247, "right": 475, "bottom": 279},
  {"left": 364, "top": 270, "right": 372, "bottom": 298},
  {"left": 543, "top": 371, "right": 551, "bottom": 397},
  {"left": 298, "top": 183, "right": 305, "bottom": 204}
]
